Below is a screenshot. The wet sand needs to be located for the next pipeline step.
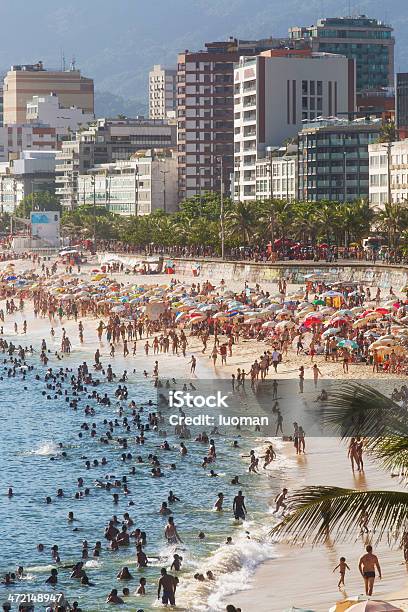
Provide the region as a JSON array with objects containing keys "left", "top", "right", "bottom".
[{"left": 227, "top": 433, "right": 408, "bottom": 612}]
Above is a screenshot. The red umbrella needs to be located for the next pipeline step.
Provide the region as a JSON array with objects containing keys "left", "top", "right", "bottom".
[
  {"left": 330, "top": 317, "right": 348, "bottom": 326},
  {"left": 375, "top": 307, "right": 389, "bottom": 314}
]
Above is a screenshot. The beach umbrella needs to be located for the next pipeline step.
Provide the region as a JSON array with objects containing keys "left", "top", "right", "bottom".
[
  {"left": 262, "top": 321, "right": 276, "bottom": 329},
  {"left": 313, "top": 298, "right": 325, "bottom": 305},
  {"left": 275, "top": 320, "right": 295, "bottom": 329},
  {"left": 329, "top": 599, "right": 366, "bottom": 612},
  {"left": 244, "top": 317, "right": 263, "bottom": 324},
  {"left": 352, "top": 318, "right": 369, "bottom": 328},
  {"left": 111, "top": 305, "right": 126, "bottom": 313},
  {"left": 263, "top": 303, "right": 281, "bottom": 312},
  {"left": 322, "top": 290, "right": 343, "bottom": 297},
  {"left": 337, "top": 309, "right": 355, "bottom": 317},
  {"left": 337, "top": 339, "right": 358, "bottom": 349},
  {"left": 376, "top": 307, "right": 390, "bottom": 315},
  {"left": 364, "top": 311, "right": 383, "bottom": 321},
  {"left": 347, "top": 602, "right": 402, "bottom": 612},
  {"left": 363, "top": 331, "right": 380, "bottom": 338},
  {"left": 329, "top": 317, "right": 348, "bottom": 326},
  {"left": 213, "top": 312, "right": 228, "bottom": 319},
  {"left": 322, "top": 327, "right": 339, "bottom": 337}
]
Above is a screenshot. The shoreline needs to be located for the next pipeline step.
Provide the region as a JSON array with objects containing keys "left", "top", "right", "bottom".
[{"left": 3, "top": 256, "right": 408, "bottom": 611}]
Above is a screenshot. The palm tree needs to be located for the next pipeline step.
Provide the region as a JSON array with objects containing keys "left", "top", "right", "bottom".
[
  {"left": 271, "top": 382, "right": 408, "bottom": 546},
  {"left": 225, "top": 201, "right": 257, "bottom": 245},
  {"left": 375, "top": 202, "right": 408, "bottom": 249}
]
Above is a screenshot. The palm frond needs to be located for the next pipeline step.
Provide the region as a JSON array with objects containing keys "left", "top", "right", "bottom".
[
  {"left": 270, "top": 486, "right": 408, "bottom": 545},
  {"left": 366, "top": 436, "right": 408, "bottom": 480},
  {"left": 320, "top": 382, "right": 408, "bottom": 439}
]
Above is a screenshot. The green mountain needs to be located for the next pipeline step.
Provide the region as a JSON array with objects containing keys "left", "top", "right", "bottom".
[{"left": 1, "top": 0, "right": 406, "bottom": 114}]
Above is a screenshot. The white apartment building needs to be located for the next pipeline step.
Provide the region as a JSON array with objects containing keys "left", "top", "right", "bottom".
[
  {"left": 26, "top": 93, "right": 94, "bottom": 135},
  {"left": 254, "top": 155, "right": 297, "bottom": 201},
  {"left": 75, "top": 152, "right": 177, "bottom": 217},
  {"left": 0, "top": 150, "right": 56, "bottom": 213},
  {"left": 233, "top": 50, "right": 355, "bottom": 200},
  {"left": 149, "top": 65, "right": 177, "bottom": 120},
  {"left": 369, "top": 141, "right": 408, "bottom": 207},
  {"left": 0, "top": 124, "right": 57, "bottom": 163}
]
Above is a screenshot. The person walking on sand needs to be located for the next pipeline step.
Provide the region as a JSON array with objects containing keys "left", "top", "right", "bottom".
[
  {"left": 189, "top": 355, "right": 196, "bottom": 374},
  {"left": 312, "top": 363, "right": 322, "bottom": 387},
  {"left": 359, "top": 545, "right": 382, "bottom": 596},
  {"left": 333, "top": 556, "right": 350, "bottom": 590}
]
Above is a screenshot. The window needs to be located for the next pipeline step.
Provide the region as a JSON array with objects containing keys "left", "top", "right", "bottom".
[
  {"left": 310, "top": 81, "right": 315, "bottom": 95},
  {"left": 302, "top": 80, "right": 308, "bottom": 95},
  {"left": 317, "top": 81, "right": 322, "bottom": 95}
]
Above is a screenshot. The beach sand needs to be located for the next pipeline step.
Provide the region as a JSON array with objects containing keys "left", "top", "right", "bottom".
[{"left": 3, "top": 255, "right": 408, "bottom": 611}]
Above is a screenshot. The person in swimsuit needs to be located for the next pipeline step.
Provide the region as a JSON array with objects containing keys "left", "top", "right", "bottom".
[
  {"left": 164, "top": 516, "right": 182, "bottom": 544},
  {"left": 157, "top": 568, "right": 177, "bottom": 606},
  {"left": 233, "top": 490, "right": 247, "bottom": 521},
  {"left": 359, "top": 545, "right": 382, "bottom": 596}
]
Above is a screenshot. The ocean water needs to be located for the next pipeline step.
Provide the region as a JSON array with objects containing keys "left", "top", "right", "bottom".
[{"left": 0, "top": 318, "right": 289, "bottom": 611}]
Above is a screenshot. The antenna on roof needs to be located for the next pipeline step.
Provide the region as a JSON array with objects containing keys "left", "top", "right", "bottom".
[{"left": 70, "top": 56, "right": 76, "bottom": 71}]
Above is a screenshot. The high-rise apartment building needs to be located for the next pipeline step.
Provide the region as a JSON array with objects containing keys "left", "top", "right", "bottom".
[
  {"left": 396, "top": 73, "right": 408, "bottom": 139},
  {"left": 297, "top": 118, "right": 381, "bottom": 202},
  {"left": 233, "top": 50, "right": 355, "bottom": 201},
  {"left": 289, "top": 16, "right": 394, "bottom": 95},
  {"left": 3, "top": 62, "right": 94, "bottom": 124},
  {"left": 176, "top": 38, "right": 302, "bottom": 201},
  {"left": 149, "top": 65, "right": 177, "bottom": 120}
]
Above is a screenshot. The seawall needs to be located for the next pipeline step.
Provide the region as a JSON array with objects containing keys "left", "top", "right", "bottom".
[{"left": 98, "top": 253, "right": 408, "bottom": 289}]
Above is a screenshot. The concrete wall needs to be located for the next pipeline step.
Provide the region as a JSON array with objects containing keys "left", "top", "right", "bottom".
[{"left": 98, "top": 253, "right": 408, "bottom": 289}]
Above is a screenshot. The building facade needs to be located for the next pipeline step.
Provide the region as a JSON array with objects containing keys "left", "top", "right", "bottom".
[
  {"left": 233, "top": 51, "right": 354, "bottom": 201},
  {"left": 396, "top": 74, "right": 408, "bottom": 139},
  {"left": 0, "top": 150, "right": 56, "bottom": 214},
  {"left": 176, "top": 38, "right": 293, "bottom": 201},
  {"left": 288, "top": 16, "right": 395, "bottom": 94},
  {"left": 55, "top": 118, "right": 176, "bottom": 209},
  {"left": 3, "top": 62, "right": 94, "bottom": 125},
  {"left": 369, "top": 141, "right": 408, "bottom": 207},
  {"left": 0, "top": 124, "right": 57, "bottom": 163},
  {"left": 254, "top": 154, "right": 297, "bottom": 202},
  {"left": 297, "top": 118, "right": 381, "bottom": 202},
  {"left": 149, "top": 65, "right": 177, "bottom": 120},
  {"left": 26, "top": 93, "right": 94, "bottom": 134},
  {"left": 76, "top": 153, "right": 177, "bottom": 216}
]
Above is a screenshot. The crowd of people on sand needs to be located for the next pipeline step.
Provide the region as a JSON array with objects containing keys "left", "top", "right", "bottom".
[
  {"left": 2, "top": 252, "right": 408, "bottom": 610},
  {"left": 95, "top": 240, "right": 408, "bottom": 264}
]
